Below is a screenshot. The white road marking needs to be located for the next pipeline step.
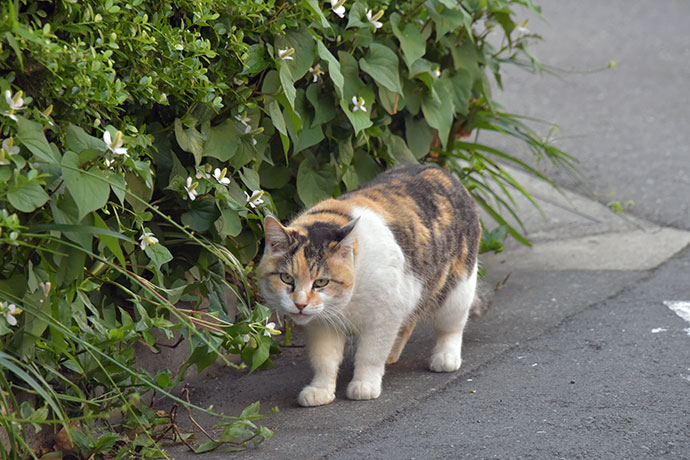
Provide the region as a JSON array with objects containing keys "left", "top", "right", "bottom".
[
  {"left": 651, "top": 328, "right": 668, "bottom": 333},
  {"left": 663, "top": 300, "right": 690, "bottom": 324}
]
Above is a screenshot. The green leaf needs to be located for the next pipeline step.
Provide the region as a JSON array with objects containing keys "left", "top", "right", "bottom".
[
  {"left": 352, "top": 149, "right": 380, "bottom": 186},
  {"left": 106, "top": 170, "right": 127, "bottom": 204},
  {"left": 306, "top": 84, "right": 336, "bottom": 127},
  {"left": 258, "top": 163, "right": 292, "bottom": 189},
  {"left": 30, "top": 223, "right": 130, "bottom": 242},
  {"left": 338, "top": 51, "right": 373, "bottom": 134},
  {"left": 202, "top": 119, "right": 239, "bottom": 162},
  {"left": 276, "top": 28, "right": 315, "bottom": 108},
  {"left": 0, "top": 273, "right": 27, "bottom": 301},
  {"left": 378, "top": 85, "right": 404, "bottom": 115},
  {"left": 391, "top": 13, "right": 426, "bottom": 68},
  {"left": 240, "top": 43, "right": 269, "bottom": 75},
  {"left": 6, "top": 175, "right": 50, "bottom": 213},
  {"left": 338, "top": 138, "right": 354, "bottom": 166},
  {"left": 342, "top": 165, "right": 359, "bottom": 191},
  {"left": 194, "top": 440, "right": 222, "bottom": 454},
  {"left": 448, "top": 72, "right": 473, "bottom": 116},
  {"left": 61, "top": 151, "right": 110, "bottom": 219},
  {"left": 451, "top": 40, "right": 483, "bottom": 82},
  {"left": 144, "top": 242, "right": 173, "bottom": 270},
  {"left": 296, "top": 158, "right": 337, "bottom": 207},
  {"left": 66, "top": 124, "right": 106, "bottom": 153},
  {"left": 266, "top": 99, "right": 288, "bottom": 137},
  {"left": 303, "top": 0, "right": 330, "bottom": 29},
  {"left": 345, "top": 2, "right": 368, "bottom": 29},
  {"left": 240, "top": 167, "right": 261, "bottom": 191},
  {"left": 317, "top": 41, "right": 344, "bottom": 96},
  {"left": 49, "top": 193, "right": 94, "bottom": 249},
  {"left": 240, "top": 401, "right": 261, "bottom": 419},
  {"left": 250, "top": 335, "right": 271, "bottom": 372},
  {"left": 220, "top": 424, "right": 254, "bottom": 443},
  {"left": 359, "top": 43, "right": 403, "bottom": 95},
  {"left": 0, "top": 352, "right": 68, "bottom": 429},
  {"left": 93, "top": 214, "right": 127, "bottom": 267},
  {"left": 289, "top": 122, "right": 324, "bottom": 154},
  {"left": 405, "top": 116, "right": 433, "bottom": 159},
  {"left": 381, "top": 130, "right": 417, "bottom": 165},
  {"left": 55, "top": 244, "right": 86, "bottom": 287},
  {"left": 15, "top": 116, "right": 61, "bottom": 165},
  {"left": 181, "top": 200, "right": 219, "bottom": 232},
  {"left": 428, "top": 3, "right": 472, "bottom": 39},
  {"left": 275, "top": 28, "right": 315, "bottom": 82},
  {"left": 279, "top": 64, "right": 297, "bottom": 109},
  {"left": 124, "top": 170, "right": 153, "bottom": 213},
  {"left": 219, "top": 208, "right": 242, "bottom": 237},
  {"left": 421, "top": 80, "right": 454, "bottom": 149},
  {"left": 174, "top": 118, "right": 204, "bottom": 165}
]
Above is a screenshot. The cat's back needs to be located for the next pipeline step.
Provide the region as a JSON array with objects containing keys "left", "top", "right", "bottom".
[{"left": 298, "top": 164, "right": 479, "bottom": 273}]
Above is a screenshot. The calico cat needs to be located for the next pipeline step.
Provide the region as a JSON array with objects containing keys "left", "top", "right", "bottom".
[{"left": 258, "top": 164, "right": 483, "bottom": 406}]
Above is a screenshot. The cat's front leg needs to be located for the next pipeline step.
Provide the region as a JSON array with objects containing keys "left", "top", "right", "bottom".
[
  {"left": 346, "top": 326, "right": 399, "bottom": 400},
  {"left": 298, "top": 325, "right": 346, "bottom": 407}
]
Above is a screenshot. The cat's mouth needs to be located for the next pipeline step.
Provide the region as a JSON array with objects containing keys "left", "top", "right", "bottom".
[{"left": 290, "top": 311, "right": 315, "bottom": 325}]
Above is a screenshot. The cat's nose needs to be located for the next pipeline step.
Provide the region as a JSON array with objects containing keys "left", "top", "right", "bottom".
[{"left": 295, "top": 303, "right": 307, "bottom": 312}]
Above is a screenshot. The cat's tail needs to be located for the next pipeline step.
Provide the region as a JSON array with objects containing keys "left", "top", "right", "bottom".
[{"left": 469, "top": 278, "right": 494, "bottom": 319}]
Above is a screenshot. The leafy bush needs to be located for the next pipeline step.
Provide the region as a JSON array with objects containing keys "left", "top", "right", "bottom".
[{"left": 0, "top": 0, "right": 574, "bottom": 457}]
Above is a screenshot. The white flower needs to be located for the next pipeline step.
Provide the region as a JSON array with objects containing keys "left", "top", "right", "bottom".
[
  {"left": 330, "top": 0, "right": 346, "bottom": 18},
  {"left": 263, "top": 321, "right": 279, "bottom": 336},
  {"left": 139, "top": 231, "right": 159, "bottom": 250},
  {"left": 432, "top": 67, "right": 441, "bottom": 78},
  {"left": 235, "top": 112, "right": 252, "bottom": 133},
  {"left": 195, "top": 164, "right": 212, "bottom": 180},
  {"left": 4, "top": 90, "right": 24, "bottom": 111},
  {"left": 213, "top": 167, "right": 231, "bottom": 185},
  {"left": 309, "top": 63, "right": 325, "bottom": 83},
  {"left": 103, "top": 156, "right": 115, "bottom": 168},
  {"left": 366, "top": 9, "right": 384, "bottom": 29},
  {"left": 103, "top": 130, "right": 128, "bottom": 157},
  {"left": 242, "top": 334, "right": 251, "bottom": 344},
  {"left": 0, "top": 137, "right": 19, "bottom": 165},
  {"left": 2, "top": 90, "right": 25, "bottom": 121},
  {"left": 0, "top": 301, "right": 20, "bottom": 327},
  {"left": 185, "top": 176, "right": 198, "bottom": 201},
  {"left": 278, "top": 47, "right": 295, "bottom": 61},
  {"left": 351, "top": 95, "right": 367, "bottom": 113},
  {"left": 40, "top": 281, "right": 52, "bottom": 297},
  {"left": 513, "top": 20, "right": 530, "bottom": 39},
  {"left": 244, "top": 189, "right": 265, "bottom": 209}
]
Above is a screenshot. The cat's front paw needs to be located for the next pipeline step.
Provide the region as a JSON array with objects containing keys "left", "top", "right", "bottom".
[
  {"left": 297, "top": 385, "right": 335, "bottom": 407},
  {"left": 346, "top": 380, "right": 381, "bottom": 400},
  {"left": 429, "top": 352, "right": 462, "bottom": 372}
]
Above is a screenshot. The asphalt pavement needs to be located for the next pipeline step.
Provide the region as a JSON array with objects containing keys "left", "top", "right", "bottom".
[{"left": 166, "top": 1, "right": 690, "bottom": 458}]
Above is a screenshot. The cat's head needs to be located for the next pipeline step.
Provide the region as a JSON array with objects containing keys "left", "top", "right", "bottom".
[{"left": 257, "top": 215, "right": 358, "bottom": 327}]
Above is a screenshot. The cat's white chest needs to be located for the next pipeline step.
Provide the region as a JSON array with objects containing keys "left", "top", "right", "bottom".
[{"left": 344, "top": 207, "right": 423, "bottom": 329}]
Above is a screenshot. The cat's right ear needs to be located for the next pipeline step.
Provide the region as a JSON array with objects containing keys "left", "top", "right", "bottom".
[{"left": 263, "top": 216, "right": 290, "bottom": 256}]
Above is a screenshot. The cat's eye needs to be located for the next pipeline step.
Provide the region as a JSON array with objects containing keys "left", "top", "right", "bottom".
[
  {"left": 313, "top": 278, "right": 329, "bottom": 288},
  {"left": 279, "top": 273, "right": 294, "bottom": 285}
]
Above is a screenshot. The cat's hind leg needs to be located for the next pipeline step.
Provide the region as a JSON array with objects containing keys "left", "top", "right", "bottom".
[
  {"left": 386, "top": 319, "right": 417, "bottom": 365},
  {"left": 429, "top": 264, "right": 477, "bottom": 372}
]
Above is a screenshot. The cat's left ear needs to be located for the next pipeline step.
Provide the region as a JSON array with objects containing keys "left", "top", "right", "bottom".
[
  {"left": 333, "top": 217, "right": 359, "bottom": 258},
  {"left": 263, "top": 215, "right": 290, "bottom": 256}
]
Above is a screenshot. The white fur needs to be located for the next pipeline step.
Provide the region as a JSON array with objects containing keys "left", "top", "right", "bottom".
[
  {"left": 429, "top": 262, "right": 477, "bottom": 372},
  {"left": 299, "top": 207, "right": 423, "bottom": 405}
]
